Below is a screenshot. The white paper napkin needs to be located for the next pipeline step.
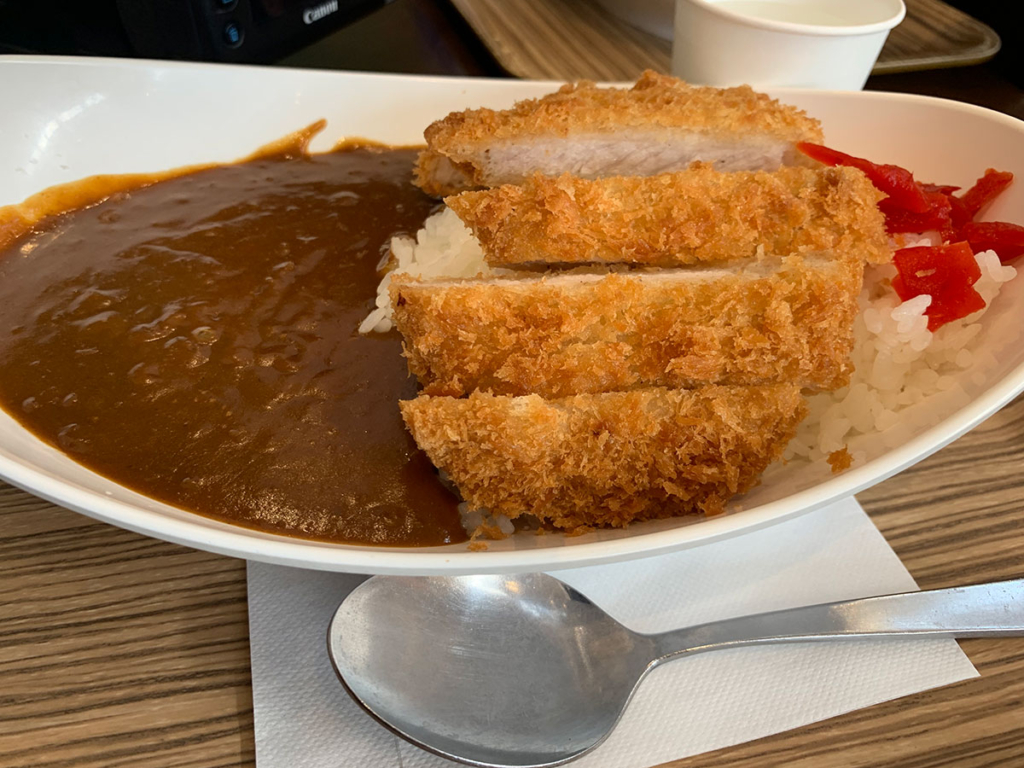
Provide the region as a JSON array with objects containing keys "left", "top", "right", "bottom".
[{"left": 248, "top": 497, "right": 977, "bottom": 768}]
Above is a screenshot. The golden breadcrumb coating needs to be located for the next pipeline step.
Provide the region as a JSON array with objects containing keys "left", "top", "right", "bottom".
[
  {"left": 390, "top": 256, "right": 863, "bottom": 397},
  {"left": 827, "top": 447, "right": 853, "bottom": 474},
  {"left": 447, "top": 165, "right": 890, "bottom": 267},
  {"left": 428, "top": 71, "right": 822, "bottom": 144},
  {"left": 401, "top": 385, "right": 807, "bottom": 531},
  {"left": 415, "top": 71, "right": 824, "bottom": 196}
]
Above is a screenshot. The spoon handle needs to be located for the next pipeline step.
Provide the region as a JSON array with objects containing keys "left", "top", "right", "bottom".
[{"left": 650, "top": 578, "right": 1024, "bottom": 663}]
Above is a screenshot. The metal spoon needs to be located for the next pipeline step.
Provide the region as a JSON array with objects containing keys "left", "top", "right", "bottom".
[{"left": 328, "top": 574, "right": 1024, "bottom": 768}]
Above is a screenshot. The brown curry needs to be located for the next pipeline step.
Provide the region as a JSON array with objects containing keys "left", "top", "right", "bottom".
[{"left": 0, "top": 136, "right": 466, "bottom": 546}]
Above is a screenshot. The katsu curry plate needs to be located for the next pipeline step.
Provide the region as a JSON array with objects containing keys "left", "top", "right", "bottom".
[{"left": 2, "top": 57, "right": 1024, "bottom": 573}]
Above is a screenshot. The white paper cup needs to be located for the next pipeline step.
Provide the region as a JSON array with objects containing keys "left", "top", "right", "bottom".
[{"left": 672, "top": 0, "right": 906, "bottom": 90}]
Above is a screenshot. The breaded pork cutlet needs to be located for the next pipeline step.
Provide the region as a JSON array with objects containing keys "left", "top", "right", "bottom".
[
  {"left": 401, "top": 385, "right": 807, "bottom": 531},
  {"left": 390, "top": 255, "right": 862, "bottom": 398},
  {"left": 447, "top": 165, "right": 890, "bottom": 268},
  {"left": 415, "top": 71, "right": 824, "bottom": 197}
]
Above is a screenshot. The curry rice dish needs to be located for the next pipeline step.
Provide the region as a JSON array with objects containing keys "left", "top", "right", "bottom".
[{"left": 0, "top": 73, "right": 883, "bottom": 546}]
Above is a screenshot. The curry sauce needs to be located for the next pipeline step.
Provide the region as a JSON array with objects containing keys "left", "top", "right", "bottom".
[{"left": 0, "top": 144, "right": 466, "bottom": 546}]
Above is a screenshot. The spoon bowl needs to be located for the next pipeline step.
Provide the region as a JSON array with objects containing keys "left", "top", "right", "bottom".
[
  {"left": 328, "top": 574, "right": 653, "bottom": 766},
  {"left": 329, "top": 573, "right": 1024, "bottom": 768}
]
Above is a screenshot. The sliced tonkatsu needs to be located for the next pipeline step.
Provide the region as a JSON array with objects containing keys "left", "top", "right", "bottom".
[
  {"left": 390, "top": 255, "right": 864, "bottom": 397},
  {"left": 401, "top": 385, "right": 807, "bottom": 530},
  {"left": 446, "top": 164, "right": 889, "bottom": 268},
  {"left": 415, "top": 71, "right": 824, "bottom": 197}
]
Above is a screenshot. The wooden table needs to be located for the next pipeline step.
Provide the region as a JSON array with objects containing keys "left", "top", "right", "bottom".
[{"left": 3, "top": 2, "right": 1024, "bottom": 766}]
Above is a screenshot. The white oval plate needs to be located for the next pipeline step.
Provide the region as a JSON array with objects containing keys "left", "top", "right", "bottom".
[{"left": 1, "top": 56, "right": 1023, "bottom": 574}]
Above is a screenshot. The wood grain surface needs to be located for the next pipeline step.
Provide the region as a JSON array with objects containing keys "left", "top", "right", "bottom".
[
  {"left": 447, "top": 0, "right": 1001, "bottom": 81},
  {"left": 2, "top": 391, "right": 1023, "bottom": 767}
]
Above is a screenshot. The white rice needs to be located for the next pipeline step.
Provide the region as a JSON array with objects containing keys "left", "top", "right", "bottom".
[
  {"left": 783, "top": 241, "right": 1016, "bottom": 464},
  {"left": 459, "top": 502, "right": 516, "bottom": 538},
  {"left": 357, "top": 208, "right": 508, "bottom": 334},
  {"left": 363, "top": 211, "right": 1018, "bottom": 477}
]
